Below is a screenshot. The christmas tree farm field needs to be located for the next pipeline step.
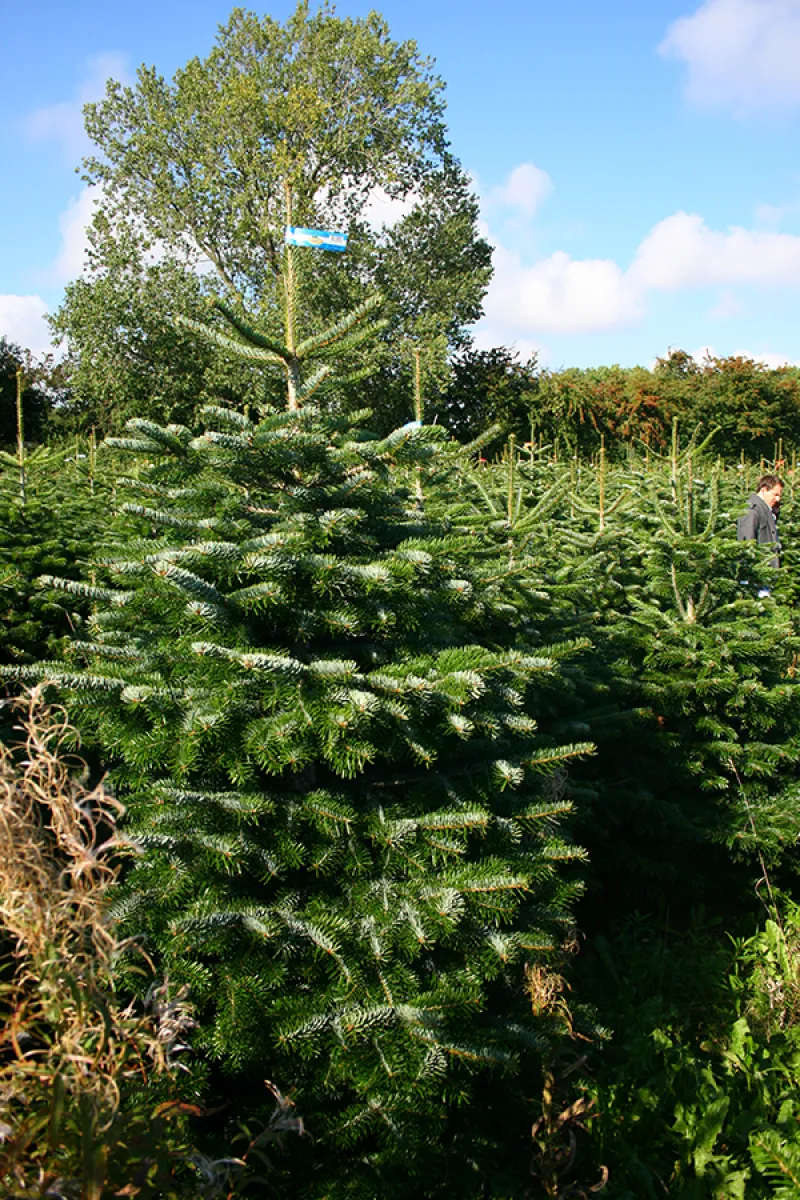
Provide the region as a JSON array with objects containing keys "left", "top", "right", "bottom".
[{"left": 5, "top": 409, "right": 800, "bottom": 1195}]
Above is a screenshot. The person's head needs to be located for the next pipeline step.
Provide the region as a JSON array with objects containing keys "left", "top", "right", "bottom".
[{"left": 757, "top": 474, "right": 784, "bottom": 510}]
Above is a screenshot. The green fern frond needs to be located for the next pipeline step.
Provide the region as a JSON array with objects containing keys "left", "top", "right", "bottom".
[{"left": 750, "top": 1130, "right": 800, "bottom": 1197}]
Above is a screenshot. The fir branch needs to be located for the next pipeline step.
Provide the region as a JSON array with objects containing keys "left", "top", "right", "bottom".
[
  {"left": 124, "top": 418, "right": 188, "bottom": 455},
  {"left": 175, "top": 314, "right": 285, "bottom": 364},
  {"left": 516, "top": 801, "right": 574, "bottom": 822},
  {"left": 295, "top": 364, "right": 332, "bottom": 403},
  {"left": 274, "top": 905, "right": 349, "bottom": 971},
  {"left": 120, "top": 684, "right": 180, "bottom": 705},
  {"left": 121, "top": 502, "right": 215, "bottom": 532},
  {"left": 189, "top": 430, "right": 253, "bottom": 451},
  {"left": 305, "top": 318, "right": 390, "bottom": 361},
  {"left": 411, "top": 1035, "right": 517, "bottom": 1068},
  {"left": 38, "top": 575, "right": 133, "bottom": 605},
  {"left": 523, "top": 743, "right": 594, "bottom": 771},
  {"left": 301, "top": 792, "right": 356, "bottom": 828},
  {"left": 190, "top": 642, "right": 303, "bottom": 676},
  {"left": 445, "top": 866, "right": 530, "bottom": 894},
  {"left": 459, "top": 424, "right": 506, "bottom": 456},
  {"left": 103, "top": 436, "right": 166, "bottom": 454},
  {"left": 69, "top": 641, "right": 144, "bottom": 660},
  {"left": 198, "top": 404, "right": 255, "bottom": 431},
  {"left": 417, "top": 809, "right": 490, "bottom": 832},
  {"left": 542, "top": 838, "right": 589, "bottom": 863},
  {"left": 210, "top": 298, "right": 292, "bottom": 359},
  {"left": 151, "top": 563, "right": 228, "bottom": 610},
  {"left": 305, "top": 658, "right": 361, "bottom": 680},
  {"left": 294, "top": 294, "right": 382, "bottom": 358},
  {"left": 2, "top": 665, "right": 125, "bottom": 691},
  {"left": 167, "top": 541, "right": 242, "bottom": 565}
]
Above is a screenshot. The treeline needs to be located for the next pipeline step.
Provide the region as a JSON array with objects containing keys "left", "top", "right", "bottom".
[
  {"left": 431, "top": 345, "right": 800, "bottom": 461},
  {"left": 10, "top": 331, "right": 800, "bottom": 466}
]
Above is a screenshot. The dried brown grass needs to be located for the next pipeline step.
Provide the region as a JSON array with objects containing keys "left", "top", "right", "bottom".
[{"left": 0, "top": 687, "right": 190, "bottom": 1198}]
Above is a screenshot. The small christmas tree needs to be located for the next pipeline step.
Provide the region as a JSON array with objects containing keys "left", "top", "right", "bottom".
[{"left": 0, "top": 378, "right": 110, "bottom": 675}]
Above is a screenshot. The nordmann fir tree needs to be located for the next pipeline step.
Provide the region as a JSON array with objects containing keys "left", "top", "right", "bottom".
[
  {"left": 419, "top": 434, "right": 601, "bottom": 744},
  {"left": 429, "top": 438, "right": 641, "bottom": 911},
  {"left": 13, "top": 295, "right": 592, "bottom": 1196}
]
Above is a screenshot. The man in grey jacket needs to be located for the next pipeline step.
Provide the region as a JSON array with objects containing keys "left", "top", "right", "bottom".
[{"left": 737, "top": 474, "right": 783, "bottom": 567}]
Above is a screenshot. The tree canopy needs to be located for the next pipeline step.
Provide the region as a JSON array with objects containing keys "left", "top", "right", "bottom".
[
  {"left": 52, "top": 3, "right": 491, "bottom": 433},
  {"left": 0, "top": 339, "right": 57, "bottom": 447},
  {"left": 83, "top": 2, "right": 450, "bottom": 299}
]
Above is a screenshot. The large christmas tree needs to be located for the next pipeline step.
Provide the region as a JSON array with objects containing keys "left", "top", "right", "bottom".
[{"left": 18, "top": 299, "right": 591, "bottom": 1196}]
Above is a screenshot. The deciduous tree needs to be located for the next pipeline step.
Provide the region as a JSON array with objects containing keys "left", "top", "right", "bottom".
[{"left": 53, "top": 3, "right": 491, "bottom": 430}]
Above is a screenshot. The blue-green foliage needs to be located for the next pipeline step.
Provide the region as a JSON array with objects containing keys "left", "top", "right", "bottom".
[
  {"left": 457, "top": 435, "right": 800, "bottom": 909},
  {"left": 20, "top": 406, "right": 591, "bottom": 1196}
]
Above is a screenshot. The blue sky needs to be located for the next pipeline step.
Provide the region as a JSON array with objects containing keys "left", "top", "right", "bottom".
[{"left": 3, "top": 0, "right": 800, "bottom": 370}]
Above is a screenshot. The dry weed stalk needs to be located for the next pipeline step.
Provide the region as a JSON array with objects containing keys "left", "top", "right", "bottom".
[
  {"left": 0, "top": 687, "right": 190, "bottom": 1198},
  {"left": 525, "top": 943, "right": 608, "bottom": 1199}
]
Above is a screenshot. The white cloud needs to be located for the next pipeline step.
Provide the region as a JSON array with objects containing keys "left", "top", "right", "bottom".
[
  {"left": 738, "top": 348, "right": 800, "bottom": 367},
  {"left": 471, "top": 325, "right": 544, "bottom": 363},
  {"left": 481, "top": 243, "right": 642, "bottom": 336},
  {"left": 659, "top": 0, "right": 800, "bottom": 114},
  {"left": 48, "top": 187, "right": 99, "bottom": 283},
  {"left": 686, "top": 342, "right": 800, "bottom": 367},
  {"left": 484, "top": 163, "right": 554, "bottom": 218},
  {"left": 708, "top": 290, "right": 743, "bottom": 318},
  {"left": 44, "top": 185, "right": 181, "bottom": 286},
  {"left": 0, "top": 296, "right": 52, "bottom": 357},
  {"left": 362, "top": 186, "right": 419, "bottom": 230},
  {"left": 630, "top": 211, "right": 800, "bottom": 289},
  {"left": 473, "top": 162, "right": 640, "bottom": 342},
  {"left": 755, "top": 202, "right": 788, "bottom": 227},
  {"left": 472, "top": 166, "right": 800, "bottom": 348},
  {"left": 23, "top": 53, "right": 128, "bottom": 160},
  {"left": 687, "top": 343, "right": 718, "bottom": 365}
]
